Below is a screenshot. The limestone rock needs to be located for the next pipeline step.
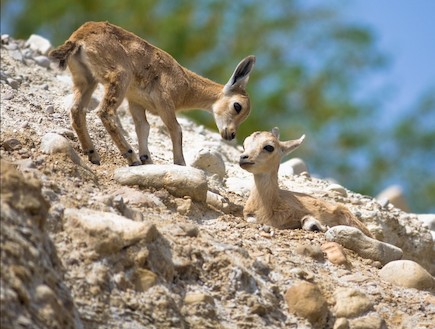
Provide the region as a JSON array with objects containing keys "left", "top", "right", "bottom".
[
  {"left": 114, "top": 164, "right": 208, "bottom": 202},
  {"left": 64, "top": 208, "right": 158, "bottom": 255},
  {"left": 417, "top": 214, "right": 435, "bottom": 240},
  {"left": 379, "top": 260, "right": 434, "bottom": 291},
  {"left": 417, "top": 214, "right": 435, "bottom": 231},
  {"left": 25, "top": 34, "right": 52, "bottom": 55},
  {"left": 325, "top": 225, "right": 403, "bottom": 265},
  {"left": 40, "top": 133, "right": 88, "bottom": 168},
  {"left": 279, "top": 157, "right": 308, "bottom": 176},
  {"left": 333, "top": 287, "right": 373, "bottom": 318},
  {"left": 285, "top": 281, "right": 329, "bottom": 328},
  {"left": 188, "top": 148, "right": 226, "bottom": 179},
  {"left": 326, "top": 183, "right": 348, "bottom": 197},
  {"left": 0, "top": 161, "right": 81, "bottom": 329}
]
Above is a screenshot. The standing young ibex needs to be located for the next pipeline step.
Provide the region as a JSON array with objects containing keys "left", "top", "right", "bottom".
[
  {"left": 239, "top": 128, "right": 373, "bottom": 237},
  {"left": 49, "top": 21, "right": 255, "bottom": 166}
]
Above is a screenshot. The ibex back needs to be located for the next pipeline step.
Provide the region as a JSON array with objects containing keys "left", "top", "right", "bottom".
[{"left": 49, "top": 21, "right": 255, "bottom": 166}]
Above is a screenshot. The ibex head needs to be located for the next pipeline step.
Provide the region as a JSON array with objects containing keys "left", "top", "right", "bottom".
[
  {"left": 212, "top": 55, "right": 256, "bottom": 140},
  {"left": 239, "top": 127, "right": 305, "bottom": 174}
]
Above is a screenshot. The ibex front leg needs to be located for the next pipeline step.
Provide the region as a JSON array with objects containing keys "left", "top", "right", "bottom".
[
  {"left": 97, "top": 73, "right": 141, "bottom": 166},
  {"left": 159, "top": 101, "right": 185, "bottom": 166}
]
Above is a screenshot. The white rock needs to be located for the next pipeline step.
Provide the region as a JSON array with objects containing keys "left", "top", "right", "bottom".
[
  {"left": 188, "top": 148, "right": 226, "bottom": 179},
  {"left": 279, "top": 157, "right": 308, "bottom": 176},
  {"left": 25, "top": 34, "right": 52, "bottom": 55},
  {"left": 379, "top": 260, "right": 434, "bottom": 291},
  {"left": 114, "top": 165, "right": 208, "bottom": 202},
  {"left": 65, "top": 208, "right": 158, "bottom": 253},
  {"left": 40, "top": 133, "right": 87, "bottom": 168},
  {"left": 325, "top": 225, "right": 403, "bottom": 265},
  {"left": 326, "top": 183, "right": 348, "bottom": 197},
  {"left": 417, "top": 214, "right": 435, "bottom": 231}
]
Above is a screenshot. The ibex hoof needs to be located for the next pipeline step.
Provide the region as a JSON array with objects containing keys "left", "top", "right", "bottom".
[
  {"left": 174, "top": 159, "right": 186, "bottom": 166},
  {"left": 87, "top": 150, "right": 101, "bottom": 165},
  {"left": 140, "top": 154, "right": 152, "bottom": 165}
]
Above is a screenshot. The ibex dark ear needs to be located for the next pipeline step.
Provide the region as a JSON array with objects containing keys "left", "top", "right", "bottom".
[
  {"left": 271, "top": 127, "right": 280, "bottom": 139},
  {"left": 224, "top": 55, "right": 256, "bottom": 94},
  {"left": 280, "top": 134, "right": 305, "bottom": 157}
]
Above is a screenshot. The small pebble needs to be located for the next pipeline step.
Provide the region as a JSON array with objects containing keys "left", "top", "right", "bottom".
[
  {"left": 2, "top": 138, "right": 22, "bottom": 151},
  {"left": 327, "top": 183, "right": 348, "bottom": 197},
  {"left": 34, "top": 55, "right": 51, "bottom": 68},
  {"left": 6, "top": 78, "right": 19, "bottom": 89},
  {"left": 321, "top": 242, "right": 349, "bottom": 266},
  {"left": 3, "top": 92, "right": 14, "bottom": 100},
  {"left": 46, "top": 105, "right": 55, "bottom": 114}
]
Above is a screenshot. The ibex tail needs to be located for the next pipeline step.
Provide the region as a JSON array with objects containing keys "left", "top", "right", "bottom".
[{"left": 48, "top": 41, "right": 78, "bottom": 70}]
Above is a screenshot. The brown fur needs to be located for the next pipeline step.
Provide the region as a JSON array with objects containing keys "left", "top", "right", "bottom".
[
  {"left": 49, "top": 21, "right": 255, "bottom": 166},
  {"left": 240, "top": 129, "right": 373, "bottom": 237}
]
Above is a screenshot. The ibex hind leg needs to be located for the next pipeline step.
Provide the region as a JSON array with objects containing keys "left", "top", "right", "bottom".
[
  {"left": 68, "top": 58, "right": 100, "bottom": 164},
  {"left": 97, "top": 72, "right": 141, "bottom": 166}
]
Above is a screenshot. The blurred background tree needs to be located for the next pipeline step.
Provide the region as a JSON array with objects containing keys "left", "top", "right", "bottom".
[{"left": 1, "top": 0, "right": 434, "bottom": 213}]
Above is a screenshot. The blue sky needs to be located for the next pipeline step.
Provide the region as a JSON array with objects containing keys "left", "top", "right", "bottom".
[{"left": 347, "top": 1, "right": 435, "bottom": 117}]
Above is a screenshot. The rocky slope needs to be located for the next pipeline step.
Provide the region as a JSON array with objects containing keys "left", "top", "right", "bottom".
[{"left": 1, "top": 34, "right": 434, "bottom": 329}]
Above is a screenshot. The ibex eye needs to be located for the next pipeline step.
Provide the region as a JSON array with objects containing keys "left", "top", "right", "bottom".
[
  {"left": 263, "top": 145, "right": 274, "bottom": 152},
  {"left": 234, "top": 102, "right": 242, "bottom": 114}
]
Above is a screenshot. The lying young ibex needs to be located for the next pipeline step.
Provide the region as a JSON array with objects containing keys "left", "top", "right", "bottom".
[
  {"left": 239, "top": 128, "right": 372, "bottom": 237},
  {"left": 49, "top": 21, "right": 255, "bottom": 166}
]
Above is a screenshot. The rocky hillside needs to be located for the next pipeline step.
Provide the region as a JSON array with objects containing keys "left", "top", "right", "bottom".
[{"left": 1, "top": 34, "right": 434, "bottom": 329}]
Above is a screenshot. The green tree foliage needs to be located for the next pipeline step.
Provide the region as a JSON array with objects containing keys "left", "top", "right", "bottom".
[{"left": 2, "top": 0, "right": 434, "bottom": 212}]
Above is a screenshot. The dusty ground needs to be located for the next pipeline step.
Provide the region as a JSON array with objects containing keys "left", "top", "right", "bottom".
[{"left": 1, "top": 35, "right": 434, "bottom": 329}]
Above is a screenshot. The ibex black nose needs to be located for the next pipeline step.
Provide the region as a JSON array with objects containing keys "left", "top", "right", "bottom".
[
  {"left": 222, "top": 128, "right": 236, "bottom": 140},
  {"left": 239, "top": 154, "right": 254, "bottom": 168}
]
